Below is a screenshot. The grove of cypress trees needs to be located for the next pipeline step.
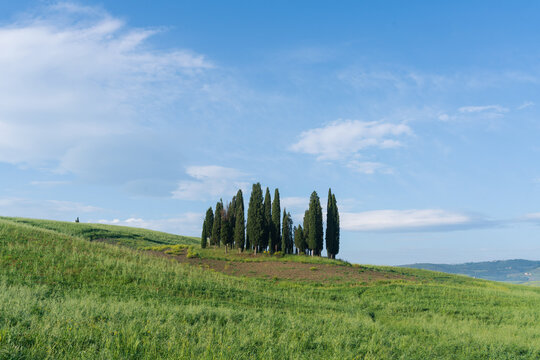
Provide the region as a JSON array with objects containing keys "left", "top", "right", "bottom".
[
  {"left": 271, "top": 188, "right": 281, "bottom": 253},
  {"left": 307, "top": 191, "right": 323, "bottom": 256},
  {"left": 263, "top": 187, "right": 272, "bottom": 251},
  {"left": 281, "top": 209, "right": 293, "bottom": 254},
  {"left": 211, "top": 200, "right": 223, "bottom": 246},
  {"left": 246, "top": 183, "right": 265, "bottom": 253},
  {"left": 234, "top": 189, "right": 245, "bottom": 252},
  {"left": 205, "top": 185, "right": 338, "bottom": 258}
]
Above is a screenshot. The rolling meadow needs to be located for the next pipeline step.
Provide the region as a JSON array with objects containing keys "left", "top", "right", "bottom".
[{"left": 0, "top": 217, "right": 539, "bottom": 359}]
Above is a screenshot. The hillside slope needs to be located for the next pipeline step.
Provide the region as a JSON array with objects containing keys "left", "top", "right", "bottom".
[
  {"left": 402, "top": 259, "right": 540, "bottom": 284},
  {"left": 1, "top": 217, "right": 539, "bottom": 359}
]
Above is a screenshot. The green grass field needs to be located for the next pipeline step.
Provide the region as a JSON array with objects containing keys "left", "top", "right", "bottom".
[{"left": 1, "top": 217, "right": 539, "bottom": 359}]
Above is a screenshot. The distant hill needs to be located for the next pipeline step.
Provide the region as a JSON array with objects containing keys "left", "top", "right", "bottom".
[{"left": 401, "top": 259, "right": 540, "bottom": 284}]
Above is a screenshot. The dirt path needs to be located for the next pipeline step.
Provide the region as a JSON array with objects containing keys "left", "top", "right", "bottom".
[{"left": 148, "top": 249, "right": 413, "bottom": 284}]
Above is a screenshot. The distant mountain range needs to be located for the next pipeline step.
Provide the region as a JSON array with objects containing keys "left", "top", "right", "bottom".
[{"left": 401, "top": 259, "right": 540, "bottom": 285}]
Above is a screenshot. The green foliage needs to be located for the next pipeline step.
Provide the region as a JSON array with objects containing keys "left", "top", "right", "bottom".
[
  {"left": 143, "top": 244, "right": 190, "bottom": 254},
  {"left": 325, "top": 189, "right": 340, "bottom": 259},
  {"left": 307, "top": 191, "right": 323, "bottom": 255},
  {"left": 220, "top": 202, "right": 233, "bottom": 248},
  {"left": 1, "top": 217, "right": 540, "bottom": 359},
  {"left": 201, "top": 221, "right": 207, "bottom": 249},
  {"left": 262, "top": 187, "right": 272, "bottom": 251},
  {"left": 333, "top": 194, "right": 339, "bottom": 254},
  {"left": 186, "top": 246, "right": 200, "bottom": 259},
  {"left": 281, "top": 210, "right": 294, "bottom": 254},
  {"left": 196, "top": 246, "right": 347, "bottom": 266},
  {"left": 303, "top": 209, "right": 310, "bottom": 250},
  {"left": 294, "top": 225, "right": 307, "bottom": 254},
  {"left": 211, "top": 200, "right": 223, "bottom": 246},
  {"left": 271, "top": 188, "right": 281, "bottom": 253},
  {"left": 246, "top": 183, "right": 264, "bottom": 253},
  {"left": 233, "top": 190, "right": 245, "bottom": 250},
  {"left": 201, "top": 207, "right": 214, "bottom": 249}
]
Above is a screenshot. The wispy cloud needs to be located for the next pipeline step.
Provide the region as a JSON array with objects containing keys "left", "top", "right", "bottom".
[
  {"left": 439, "top": 104, "right": 510, "bottom": 122},
  {"left": 336, "top": 68, "right": 452, "bottom": 92},
  {"left": 290, "top": 120, "right": 411, "bottom": 161},
  {"left": 347, "top": 161, "right": 393, "bottom": 175},
  {"left": 172, "top": 166, "right": 249, "bottom": 201},
  {"left": 0, "top": 2, "right": 213, "bottom": 181},
  {"left": 517, "top": 101, "right": 534, "bottom": 110},
  {"left": 523, "top": 213, "right": 540, "bottom": 223},
  {"left": 341, "top": 209, "right": 492, "bottom": 232},
  {"left": 458, "top": 105, "right": 509, "bottom": 114}
]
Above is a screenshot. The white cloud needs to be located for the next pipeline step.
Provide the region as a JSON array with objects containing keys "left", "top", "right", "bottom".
[
  {"left": 458, "top": 105, "right": 508, "bottom": 115},
  {"left": 438, "top": 113, "right": 450, "bottom": 121},
  {"left": 524, "top": 213, "right": 540, "bottom": 221},
  {"left": 439, "top": 104, "right": 510, "bottom": 122},
  {"left": 341, "top": 209, "right": 485, "bottom": 232},
  {"left": 172, "top": 165, "right": 249, "bottom": 201},
  {"left": 347, "top": 161, "right": 393, "bottom": 175},
  {"left": 290, "top": 120, "right": 412, "bottom": 160},
  {"left": 95, "top": 213, "right": 203, "bottom": 236},
  {"left": 517, "top": 101, "right": 534, "bottom": 110},
  {"left": 0, "top": 3, "right": 211, "bottom": 171},
  {"left": 185, "top": 165, "right": 245, "bottom": 180}
]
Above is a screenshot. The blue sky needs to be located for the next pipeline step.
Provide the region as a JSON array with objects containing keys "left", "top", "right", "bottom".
[{"left": 1, "top": 1, "right": 540, "bottom": 265}]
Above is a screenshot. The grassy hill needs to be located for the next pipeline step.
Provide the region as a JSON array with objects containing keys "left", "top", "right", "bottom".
[
  {"left": 402, "top": 259, "right": 540, "bottom": 285},
  {"left": 1, "top": 217, "right": 539, "bottom": 359}
]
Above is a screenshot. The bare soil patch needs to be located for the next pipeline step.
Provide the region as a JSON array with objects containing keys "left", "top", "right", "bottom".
[{"left": 148, "top": 249, "right": 413, "bottom": 284}]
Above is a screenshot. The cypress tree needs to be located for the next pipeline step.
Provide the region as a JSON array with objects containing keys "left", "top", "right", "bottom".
[
  {"left": 246, "top": 183, "right": 264, "bottom": 253},
  {"left": 294, "top": 224, "right": 306, "bottom": 254},
  {"left": 221, "top": 202, "right": 234, "bottom": 249},
  {"left": 201, "top": 220, "right": 207, "bottom": 249},
  {"left": 292, "top": 226, "right": 297, "bottom": 254},
  {"left": 234, "top": 189, "right": 245, "bottom": 251},
  {"left": 211, "top": 200, "right": 223, "bottom": 246},
  {"left": 332, "top": 193, "right": 340, "bottom": 258},
  {"left": 303, "top": 209, "right": 310, "bottom": 254},
  {"left": 229, "top": 195, "right": 237, "bottom": 237},
  {"left": 281, "top": 209, "right": 293, "bottom": 254},
  {"left": 206, "top": 207, "right": 214, "bottom": 237},
  {"left": 262, "top": 187, "right": 272, "bottom": 251},
  {"left": 201, "top": 206, "right": 214, "bottom": 249},
  {"left": 271, "top": 188, "right": 281, "bottom": 253},
  {"left": 325, "top": 188, "right": 335, "bottom": 258},
  {"left": 307, "top": 191, "right": 323, "bottom": 256}
]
